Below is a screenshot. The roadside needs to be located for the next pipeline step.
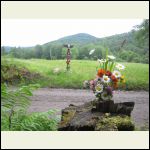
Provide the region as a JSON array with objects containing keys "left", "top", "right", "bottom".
[{"left": 28, "top": 88, "right": 149, "bottom": 130}]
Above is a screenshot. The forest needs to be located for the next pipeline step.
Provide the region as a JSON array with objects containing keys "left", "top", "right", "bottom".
[{"left": 1, "top": 20, "right": 149, "bottom": 64}]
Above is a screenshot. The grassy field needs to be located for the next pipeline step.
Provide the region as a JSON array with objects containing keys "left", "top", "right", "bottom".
[{"left": 2, "top": 57, "right": 149, "bottom": 90}]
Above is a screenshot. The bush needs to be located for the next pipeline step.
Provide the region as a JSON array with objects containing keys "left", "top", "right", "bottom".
[
  {"left": 1, "top": 83, "right": 59, "bottom": 131},
  {"left": 1, "top": 110, "right": 59, "bottom": 131},
  {"left": 1, "top": 60, "right": 42, "bottom": 85}
]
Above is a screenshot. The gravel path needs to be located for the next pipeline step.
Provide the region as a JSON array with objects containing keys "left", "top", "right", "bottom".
[{"left": 28, "top": 88, "right": 149, "bottom": 129}]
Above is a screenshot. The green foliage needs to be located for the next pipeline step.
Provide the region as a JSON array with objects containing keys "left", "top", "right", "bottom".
[
  {"left": 134, "top": 19, "right": 149, "bottom": 47},
  {"left": 3, "top": 58, "right": 149, "bottom": 90},
  {"left": 96, "top": 115, "right": 135, "bottom": 131},
  {"left": 71, "top": 47, "right": 79, "bottom": 59},
  {"left": 1, "top": 83, "right": 59, "bottom": 131},
  {"left": 1, "top": 58, "right": 43, "bottom": 85},
  {"left": 1, "top": 46, "right": 7, "bottom": 55},
  {"left": 61, "top": 47, "right": 67, "bottom": 59},
  {"left": 2, "top": 27, "right": 149, "bottom": 64},
  {"left": 1, "top": 83, "right": 38, "bottom": 110},
  {"left": 1, "top": 110, "right": 59, "bottom": 131},
  {"left": 41, "top": 45, "right": 51, "bottom": 59}
]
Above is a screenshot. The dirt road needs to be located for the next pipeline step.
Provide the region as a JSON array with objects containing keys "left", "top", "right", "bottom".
[{"left": 28, "top": 88, "right": 149, "bottom": 129}]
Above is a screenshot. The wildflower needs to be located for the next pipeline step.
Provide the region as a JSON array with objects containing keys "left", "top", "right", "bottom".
[
  {"left": 105, "top": 70, "right": 112, "bottom": 76},
  {"left": 107, "top": 55, "right": 116, "bottom": 60},
  {"left": 83, "top": 80, "right": 90, "bottom": 89},
  {"left": 89, "top": 80, "right": 95, "bottom": 90},
  {"left": 89, "top": 49, "right": 95, "bottom": 55},
  {"left": 111, "top": 75, "right": 118, "bottom": 82},
  {"left": 106, "top": 86, "right": 113, "bottom": 96},
  {"left": 122, "top": 79, "right": 126, "bottom": 83},
  {"left": 113, "top": 82, "right": 118, "bottom": 89},
  {"left": 102, "top": 75, "right": 110, "bottom": 83},
  {"left": 112, "top": 70, "right": 121, "bottom": 78},
  {"left": 97, "top": 69, "right": 106, "bottom": 77},
  {"left": 120, "top": 75, "right": 126, "bottom": 83},
  {"left": 101, "top": 91, "right": 112, "bottom": 100},
  {"left": 120, "top": 75, "right": 124, "bottom": 80},
  {"left": 116, "top": 63, "right": 125, "bottom": 70},
  {"left": 95, "top": 84, "right": 103, "bottom": 93},
  {"left": 97, "top": 59, "right": 106, "bottom": 63}
]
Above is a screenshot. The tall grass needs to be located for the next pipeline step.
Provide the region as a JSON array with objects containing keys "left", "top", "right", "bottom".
[{"left": 2, "top": 58, "right": 149, "bottom": 90}]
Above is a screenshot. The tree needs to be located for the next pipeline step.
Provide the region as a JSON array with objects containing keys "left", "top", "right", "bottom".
[
  {"left": 134, "top": 19, "right": 149, "bottom": 47},
  {"left": 70, "top": 47, "right": 79, "bottom": 59},
  {"left": 10, "top": 47, "right": 20, "bottom": 58},
  {"left": 42, "top": 45, "right": 51, "bottom": 59},
  {"left": 35, "top": 45, "right": 43, "bottom": 58},
  {"left": 1, "top": 46, "right": 6, "bottom": 55},
  {"left": 61, "top": 47, "right": 66, "bottom": 59}
]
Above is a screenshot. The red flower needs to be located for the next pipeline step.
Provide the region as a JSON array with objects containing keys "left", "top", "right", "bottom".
[
  {"left": 111, "top": 75, "right": 118, "bottom": 82},
  {"left": 105, "top": 70, "right": 112, "bottom": 76},
  {"left": 97, "top": 69, "right": 106, "bottom": 77}
]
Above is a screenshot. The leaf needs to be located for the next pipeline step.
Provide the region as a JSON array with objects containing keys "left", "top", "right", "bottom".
[{"left": 110, "top": 62, "right": 114, "bottom": 72}]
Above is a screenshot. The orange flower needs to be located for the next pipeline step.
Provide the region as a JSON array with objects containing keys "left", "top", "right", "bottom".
[
  {"left": 97, "top": 69, "right": 106, "bottom": 77},
  {"left": 113, "top": 82, "right": 118, "bottom": 89},
  {"left": 111, "top": 75, "right": 118, "bottom": 82}
]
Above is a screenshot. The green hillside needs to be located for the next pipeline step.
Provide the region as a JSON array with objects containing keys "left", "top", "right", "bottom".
[{"left": 1, "top": 22, "right": 149, "bottom": 63}]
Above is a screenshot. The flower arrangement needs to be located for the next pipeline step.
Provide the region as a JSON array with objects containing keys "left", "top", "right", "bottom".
[{"left": 89, "top": 48, "right": 126, "bottom": 101}]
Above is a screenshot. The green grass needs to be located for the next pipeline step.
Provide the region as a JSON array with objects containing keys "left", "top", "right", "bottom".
[{"left": 2, "top": 57, "right": 149, "bottom": 90}]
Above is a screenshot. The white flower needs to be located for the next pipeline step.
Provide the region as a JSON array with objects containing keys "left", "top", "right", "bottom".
[
  {"left": 107, "top": 55, "right": 116, "bottom": 60},
  {"left": 89, "top": 49, "right": 95, "bottom": 55},
  {"left": 97, "top": 59, "right": 106, "bottom": 63},
  {"left": 101, "top": 91, "right": 112, "bottom": 101},
  {"left": 95, "top": 83, "right": 103, "bottom": 93},
  {"left": 116, "top": 63, "right": 125, "bottom": 70},
  {"left": 102, "top": 75, "right": 110, "bottom": 83},
  {"left": 112, "top": 70, "right": 121, "bottom": 78}
]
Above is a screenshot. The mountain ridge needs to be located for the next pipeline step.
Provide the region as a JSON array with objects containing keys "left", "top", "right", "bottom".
[
  {"left": 2, "top": 32, "right": 130, "bottom": 48},
  {"left": 1, "top": 31, "right": 149, "bottom": 63}
]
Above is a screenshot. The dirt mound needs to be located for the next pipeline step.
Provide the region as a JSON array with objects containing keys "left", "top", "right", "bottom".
[{"left": 1, "top": 63, "right": 41, "bottom": 84}]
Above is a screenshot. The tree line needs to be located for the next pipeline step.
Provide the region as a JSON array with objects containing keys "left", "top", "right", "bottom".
[{"left": 1, "top": 20, "right": 149, "bottom": 64}]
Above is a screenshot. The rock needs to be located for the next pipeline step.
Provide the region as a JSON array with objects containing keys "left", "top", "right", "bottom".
[{"left": 58, "top": 100, "right": 135, "bottom": 131}]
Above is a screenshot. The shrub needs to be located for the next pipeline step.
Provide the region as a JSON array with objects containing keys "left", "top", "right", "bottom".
[{"left": 1, "top": 83, "right": 59, "bottom": 131}]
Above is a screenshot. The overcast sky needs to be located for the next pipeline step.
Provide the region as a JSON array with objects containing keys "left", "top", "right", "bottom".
[{"left": 1, "top": 19, "right": 143, "bottom": 47}]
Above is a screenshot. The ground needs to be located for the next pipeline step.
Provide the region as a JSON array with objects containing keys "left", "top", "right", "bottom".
[{"left": 28, "top": 88, "right": 149, "bottom": 129}]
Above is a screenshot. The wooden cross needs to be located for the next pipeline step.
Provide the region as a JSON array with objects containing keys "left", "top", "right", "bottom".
[{"left": 63, "top": 44, "right": 73, "bottom": 71}]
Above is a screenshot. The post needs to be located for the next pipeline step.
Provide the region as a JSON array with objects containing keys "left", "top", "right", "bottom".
[{"left": 63, "top": 44, "right": 73, "bottom": 71}]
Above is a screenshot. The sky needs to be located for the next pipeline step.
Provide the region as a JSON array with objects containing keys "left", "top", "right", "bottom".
[{"left": 1, "top": 19, "right": 143, "bottom": 47}]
